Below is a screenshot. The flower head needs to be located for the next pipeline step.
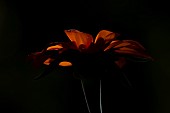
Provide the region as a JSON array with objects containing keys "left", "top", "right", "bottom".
[{"left": 29, "top": 29, "right": 152, "bottom": 79}]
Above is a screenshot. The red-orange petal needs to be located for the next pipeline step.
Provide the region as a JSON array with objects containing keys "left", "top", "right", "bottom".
[
  {"left": 94, "top": 30, "right": 118, "bottom": 45},
  {"left": 47, "top": 45, "right": 63, "bottom": 50},
  {"left": 114, "top": 47, "right": 152, "bottom": 59},
  {"left": 114, "top": 40, "right": 145, "bottom": 51},
  {"left": 28, "top": 51, "right": 50, "bottom": 68},
  {"left": 104, "top": 40, "right": 121, "bottom": 51},
  {"left": 44, "top": 58, "right": 55, "bottom": 65},
  {"left": 59, "top": 61, "right": 72, "bottom": 66},
  {"left": 64, "top": 29, "right": 93, "bottom": 50}
]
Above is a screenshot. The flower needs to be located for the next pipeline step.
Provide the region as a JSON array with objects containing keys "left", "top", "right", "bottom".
[{"left": 29, "top": 29, "right": 152, "bottom": 79}]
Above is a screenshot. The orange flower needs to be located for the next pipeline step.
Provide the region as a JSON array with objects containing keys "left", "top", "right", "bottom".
[{"left": 29, "top": 29, "right": 152, "bottom": 79}]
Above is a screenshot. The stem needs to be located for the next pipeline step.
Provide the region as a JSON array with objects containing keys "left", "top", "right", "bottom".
[
  {"left": 100, "top": 80, "right": 103, "bottom": 113},
  {"left": 81, "top": 80, "right": 91, "bottom": 113},
  {"left": 122, "top": 72, "right": 133, "bottom": 88}
]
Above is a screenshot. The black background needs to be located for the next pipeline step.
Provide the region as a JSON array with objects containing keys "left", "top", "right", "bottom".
[{"left": 0, "top": 0, "right": 170, "bottom": 113}]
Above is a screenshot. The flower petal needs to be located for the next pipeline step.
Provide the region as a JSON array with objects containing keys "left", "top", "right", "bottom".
[
  {"left": 47, "top": 42, "right": 77, "bottom": 50},
  {"left": 104, "top": 40, "right": 146, "bottom": 51},
  {"left": 90, "top": 38, "right": 105, "bottom": 52},
  {"left": 64, "top": 29, "right": 93, "bottom": 50},
  {"left": 34, "top": 59, "right": 60, "bottom": 80},
  {"left": 114, "top": 40, "right": 145, "bottom": 51},
  {"left": 28, "top": 51, "right": 50, "bottom": 68},
  {"left": 44, "top": 58, "right": 55, "bottom": 65},
  {"left": 47, "top": 45, "right": 63, "bottom": 51},
  {"left": 59, "top": 61, "right": 72, "bottom": 66},
  {"left": 94, "top": 30, "right": 118, "bottom": 44},
  {"left": 114, "top": 47, "right": 152, "bottom": 59},
  {"left": 104, "top": 40, "right": 122, "bottom": 51}
]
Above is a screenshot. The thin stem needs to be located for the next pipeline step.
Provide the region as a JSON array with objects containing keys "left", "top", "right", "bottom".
[
  {"left": 81, "top": 80, "right": 91, "bottom": 113},
  {"left": 122, "top": 72, "right": 133, "bottom": 88},
  {"left": 99, "top": 80, "right": 103, "bottom": 113}
]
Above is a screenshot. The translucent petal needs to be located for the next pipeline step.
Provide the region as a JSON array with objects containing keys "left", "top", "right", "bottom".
[
  {"left": 64, "top": 29, "right": 93, "bottom": 49},
  {"left": 95, "top": 30, "right": 118, "bottom": 44},
  {"left": 59, "top": 61, "right": 72, "bottom": 66},
  {"left": 44, "top": 58, "right": 55, "bottom": 65},
  {"left": 114, "top": 47, "right": 152, "bottom": 59},
  {"left": 47, "top": 45, "right": 63, "bottom": 50},
  {"left": 28, "top": 51, "right": 50, "bottom": 68},
  {"left": 114, "top": 40, "right": 145, "bottom": 50},
  {"left": 104, "top": 40, "right": 121, "bottom": 51}
]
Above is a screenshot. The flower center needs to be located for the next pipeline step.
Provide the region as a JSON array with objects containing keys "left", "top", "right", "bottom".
[{"left": 72, "top": 51, "right": 111, "bottom": 79}]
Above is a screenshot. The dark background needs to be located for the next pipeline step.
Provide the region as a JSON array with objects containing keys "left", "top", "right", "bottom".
[{"left": 0, "top": 0, "right": 170, "bottom": 113}]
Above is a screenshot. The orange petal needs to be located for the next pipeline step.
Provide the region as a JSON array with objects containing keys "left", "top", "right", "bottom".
[
  {"left": 104, "top": 40, "right": 146, "bottom": 52},
  {"left": 47, "top": 44, "right": 63, "bottom": 50},
  {"left": 114, "top": 47, "right": 152, "bottom": 59},
  {"left": 59, "top": 61, "right": 72, "bottom": 66},
  {"left": 91, "top": 37, "right": 105, "bottom": 52},
  {"left": 64, "top": 29, "right": 93, "bottom": 49},
  {"left": 44, "top": 58, "right": 55, "bottom": 65},
  {"left": 28, "top": 51, "right": 50, "bottom": 68},
  {"left": 104, "top": 40, "right": 122, "bottom": 51},
  {"left": 95, "top": 30, "right": 118, "bottom": 44},
  {"left": 114, "top": 40, "right": 145, "bottom": 51}
]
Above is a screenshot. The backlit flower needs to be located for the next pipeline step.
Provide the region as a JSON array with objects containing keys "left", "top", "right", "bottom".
[{"left": 29, "top": 29, "right": 152, "bottom": 79}]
